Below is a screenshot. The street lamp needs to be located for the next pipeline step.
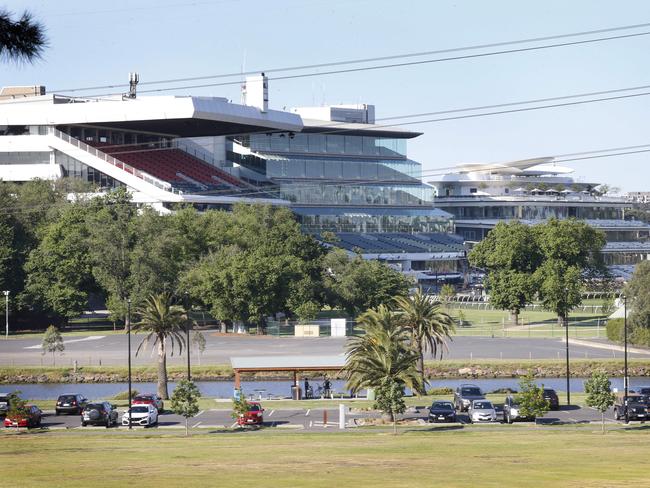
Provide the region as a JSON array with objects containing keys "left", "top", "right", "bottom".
[
  {"left": 3, "top": 291, "right": 9, "bottom": 339},
  {"left": 127, "top": 299, "right": 132, "bottom": 430},
  {"left": 184, "top": 291, "right": 191, "bottom": 381},
  {"left": 623, "top": 295, "right": 630, "bottom": 424},
  {"left": 565, "top": 288, "right": 571, "bottom": 406}
]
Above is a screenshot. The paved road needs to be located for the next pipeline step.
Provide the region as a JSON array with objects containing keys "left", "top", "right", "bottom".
[
  {"left": 1, "top": 334, "right": 647, "bottom": 367},
  {"left": 14, "top": 403, "right": 631, "bottom": 432}
]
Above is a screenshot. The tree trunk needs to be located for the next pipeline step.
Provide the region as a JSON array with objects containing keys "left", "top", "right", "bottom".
[
  {"left": 510, "top": 310, "right": 519, "bottom": 326},
  {"left": 417, "top": 341, "right": 425, "bottom": 395},
  {"left": 602, "top": 411, "right": 605, "bottom": 434},
  {"left": 157, "top": 338, "right": 169, "bottom": 400},
  {"left": 52, "top": 351, "right": 55, "bottom": 367},
  {"left": 185, "top": 417, "right": 189, "bottom": 437}
]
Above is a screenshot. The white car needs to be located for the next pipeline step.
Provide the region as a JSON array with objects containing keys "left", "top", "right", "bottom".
[
  {"left": 122, "top": 404, "right": 158, "bottom": 427},
  {"left": 468, "top": 400, "right": 497, "bottom": 423}
]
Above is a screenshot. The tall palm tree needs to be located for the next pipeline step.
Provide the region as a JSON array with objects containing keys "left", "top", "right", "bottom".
[
  {"left": 345, "top": 305, "right": 422, "bottom": 420},
  {"left": 132, "top": 292, "right": 186, "bottom": 400},
  {"left": 0, "top": 9, "right": 47, "bottom": 63},
  {"left": 394, "top": 289, "right": 455, "bottom": 394}
]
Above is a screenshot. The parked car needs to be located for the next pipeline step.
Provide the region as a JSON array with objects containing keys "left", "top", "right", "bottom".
[
  {"left": 468, "top": 399, "right": 497, "bottom": 423},
  {"left": 454, "top": 384, "right": 485, "bottom": 412},
  {"left": 4, "top": 405, "right": 42, "bottom": 428},
  {"left": 614, "top": 393, "right": 649, "bottom": 421},
  {"left": 56, "top": 394, "right": 88, "bottom": 415},
  {"left": 503, "top": 395, "right": 535, "bottom": 423},
  {"left": 428, "top": 401, "right": 457, "bottom": 423},
  {"left": 81, "top": 402, "right": 119, "bottom": 427},
  {"left": 132, "top": 394, "right": 164, "bottom": 412},
  {"left": 543, "top": 389, "right": 560, "bottom": 411},
  {"left": 0, "top": 393, "right": 10, "bottom": 417},
  {"left": 236, "top": 402, "right": 264, "bottom": 426},
  {"left": 632, "top": 386, "right": 650, "bottom": 396},
  {"left": 121, "top": 404, "right": 158, "bottom": 427}
]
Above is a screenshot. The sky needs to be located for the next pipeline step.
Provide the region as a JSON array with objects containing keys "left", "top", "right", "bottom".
[{"left": 2, "top": 0, "right": 650, "bottom": 192}]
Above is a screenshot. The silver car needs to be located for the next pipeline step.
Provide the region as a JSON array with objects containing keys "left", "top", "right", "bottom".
[{"left": 468, "top": 399, "right": 497, "bottom": 423}]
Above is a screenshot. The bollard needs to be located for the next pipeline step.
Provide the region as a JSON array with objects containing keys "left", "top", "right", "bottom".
[
  {"left": 73, "top": 360, "right": 78, "bottom": 373},
  {"left": 339, "top": 404, "right": 345, "bottom": 430},
  {"left": 323, "top": 410, "right": 328, "bottom": 427}
]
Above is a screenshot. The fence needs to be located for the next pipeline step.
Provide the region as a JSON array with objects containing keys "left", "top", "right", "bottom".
[{"left": 266, "top": 320, "right": 360, "bottom": 337}]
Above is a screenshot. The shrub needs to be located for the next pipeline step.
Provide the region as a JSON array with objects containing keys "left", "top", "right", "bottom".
[
  {"left": 112, "top": 389, "right": 138, "bottom": 401},
  {"left": 606, "top": 318, "right": 624, "bottom": 342},
  {"left": 426, "top": 387, "right": 453, "bottom": 396},
  {"left": 630, "top": 326, "right": 650, "bottom": 347}
]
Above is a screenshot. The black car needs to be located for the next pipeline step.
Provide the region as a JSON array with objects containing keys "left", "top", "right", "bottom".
[
  {"left": 614, "top": 394, "right": 649, "bottom": 421},
  {"left": 428, "top": 401, "right": 457, "bottom": 423},
  {"left": 81, "top": 402, "right": 119, "bottom": 427},
  {"left": 0, "top": 393, "right": 9, "bottom": 417},
  {"left": 454, "top": 384, "right": 485, "bottom": 412},
  {"left": 56, "top": 394, "right": 88, "bottom": 415},
  {"left": 543, "top": 389, "right": 560, "bottom": 411}
]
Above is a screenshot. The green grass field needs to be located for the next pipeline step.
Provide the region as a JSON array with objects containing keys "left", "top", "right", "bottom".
[{"left": 3, "top": 427, "right": 649, "bottom": 487}]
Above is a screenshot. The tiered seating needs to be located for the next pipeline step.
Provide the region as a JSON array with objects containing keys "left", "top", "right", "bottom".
[
  {"left": 86, "top": 142, "right": 250, "bottom": 193},
  {"left": 329, "top": 232, "right": 466, "bottom": 254}
]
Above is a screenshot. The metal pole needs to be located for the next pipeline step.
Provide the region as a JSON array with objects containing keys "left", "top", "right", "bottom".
[
  {"left": 184, "top": 292, "right": 191, "bottom": 381},
  {"left": 4, "top": 291, "right": 9, "bottom": 339},
  {"left": 127, "top": 299, "right": 132, "bottom": 430},
  {"left": 623, "top": 295, "right": 630, "bottom": 424}
]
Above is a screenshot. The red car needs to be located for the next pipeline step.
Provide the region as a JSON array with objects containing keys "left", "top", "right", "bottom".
[
  {"left": 4, "top": 405, "right": 42, "bottom": 428},
  {"left": 237, "top": 402, "right": 264, "bottom": 426},
  {"left": 132, "top": 394, "right": 164, "bottom": 412}
]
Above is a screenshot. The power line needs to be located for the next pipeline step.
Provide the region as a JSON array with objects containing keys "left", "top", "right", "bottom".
[{"left": 51, "top": 21, "right": 650, "bottom": 94}]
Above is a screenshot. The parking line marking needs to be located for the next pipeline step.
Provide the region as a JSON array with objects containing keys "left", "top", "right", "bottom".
[
  {"left": 268, "top": 410, "right": 275, "bottom": 417},
  {"left": 195, "top": 410, "right": 204, "bottom": 417},
  {"left": 230, "top": 422, "right": 238, "bottom": 428},
  {"left": 309, "top": 421, "right": 313, "bottom": 428},
  {"left": 305, "top": 409, "right": 310, "bottom": 416},
  {"left": 192, "top": 421, "right": 202, "bottom": 428}
]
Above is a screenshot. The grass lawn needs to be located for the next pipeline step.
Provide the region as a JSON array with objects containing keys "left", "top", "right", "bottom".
[{"left": 4, "top": 427, "right": 650, "bottom": 487}]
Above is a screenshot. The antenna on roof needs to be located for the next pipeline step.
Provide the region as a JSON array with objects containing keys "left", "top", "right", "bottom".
[{"left": 127, "top": 72, "right": 139, "bottom": 99}]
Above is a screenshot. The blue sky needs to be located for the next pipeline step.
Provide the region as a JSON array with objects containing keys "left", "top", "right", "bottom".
[{"left": 3, "top": 0, "right": 649, "bottom": 191}]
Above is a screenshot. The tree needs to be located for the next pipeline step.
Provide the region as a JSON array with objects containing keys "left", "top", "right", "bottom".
[
  {"left": 517, "top": 372, "right": 549, "bottom": 421},
  {"left": 438, "top": 284, "right": 456, "bottom": 308},
  {"left": 192, "top": 330, "right": 206, "bottom": 366},
  {"left": 584, "top": 371, "right": 615, "bottom": 433},
  {"left": 5, "top": 391, "right": 27, "bottom": 429},
  {"left": 394, "top": 290, "right": 455, "bottom": 393},
  {"left": 170, "top": 380, "right": 200, "bottom": 436},
  {"left": 132, "top": 293, "right": 186, "bottom": 400},
  {"left": 469, "top": 221, "right": 542, "bottom": 325},
  {"left": 231, "top": 394, "right": 250, "bottom": 427},
  {"left": 323, "top": 249, "right": 411, "bottom": 316},
  {"left": 626, "top": 261, "right": 650, "bottom": 332},
  {"left": 344, "top": 305, "right": 422, "bottom": 420},
  {"left": 41, "top": 325, "right": 64, "bottom": 366},
  {"left": 374, "top": 377, "right": 406, "bottom": 434},
  {"left": 0, "top": 9, "right": 46, "bottom": 63}
]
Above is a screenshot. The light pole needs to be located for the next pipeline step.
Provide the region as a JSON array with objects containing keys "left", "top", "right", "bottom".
[
  {"left": 127, "top": 299, "right": 132, "bottom": 430},
  {"left": 623, "top": 295, "right": 630, "bottom": 424},
  {"left": 3, "top": 291, "right": 9, "bottom": 339},
  {"left": 184, "top": 291, "right": 191, "bottom": 381},
  {"left": 565, "top": 287, "right": 570, "bottom": 406}
]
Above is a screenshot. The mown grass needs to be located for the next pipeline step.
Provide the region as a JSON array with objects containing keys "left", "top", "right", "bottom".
[{"left": 3, "top": 427, "right": 650, "bottom": 487}]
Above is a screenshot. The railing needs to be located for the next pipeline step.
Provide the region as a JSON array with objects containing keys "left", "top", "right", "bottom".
[
  {"left": 173, "top": 139, "right": 227, "bottom": 168},
  {"left": 50, "top": 128, "right": 182, "bottom": 194}
]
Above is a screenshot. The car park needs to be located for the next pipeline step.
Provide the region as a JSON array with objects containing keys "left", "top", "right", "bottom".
[
  {"left": 81, "top": 402, "right": 119, "bottom": 427},
  {"left": 543, "top": 389, "right": 560, "bottom": 411},
  {"left": 132, "top": 394, "right": 164, "bottom": 412},
  {"left": 614, "top": 393, "right": 649, "bottom": 421},
  {"left": 0, "top": 393, "right": 10, "bottom": 417},
  {"left": 4, "top": 405, "right": 42, "bottom": 428},
  {"left": 468, "top": 399, "right": 497, "bottom": 423},
  {"left": 56, "top": 394, "right": 88, "bottom": 415},
  {"left": 122, "top": 404, "right": 158, "bottom": 427},
  {"left": 236, "top": 402, "right": 264, "bottom": 426},
  {"left": 428, "top": 401, "right": 457, "bottom": 423},
  {"left": 454, "top": 384, "right": 485, "bottom": 412},
  {"left": 503, "top": 395, "right": 535, "bottom": 423}
]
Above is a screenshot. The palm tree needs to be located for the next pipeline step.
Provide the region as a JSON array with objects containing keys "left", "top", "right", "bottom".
[
  {"left": 345, "top": 305, "right": 422, "bottom": 422},
  {"left": 0, "top": 9, "right": 47, "bottom": 63},
  {"left": 132, "top": 292, "right": 186, "bottom": 400},
  {"left": 394, "top": 289, "right": 455, "bottom": 394}
]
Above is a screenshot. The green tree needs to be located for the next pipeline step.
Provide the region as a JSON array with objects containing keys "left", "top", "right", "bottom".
[
  {"left": 517, "top": 372, "right": 549, "bottom": 420},
  {"left": 626, "top": 261, "right": 650, "bottom": 333},
  {"left": 170, "top": 379, "right": 200, "bottom": 436},
  {"left": 469, "top": 221, "right": 542, "bottom": 325},
  {"left": 5, "top": 391, "right": 27, "bottom": 429},
  {"left": 41, "top": 325, "right": 64, "bottom": 366},
  {"left": 323, "top": 249, "right": 410, "bottom": 316},
  {"left": 0, "top": 9, "right": 46, "bottom": 62},
  {"left": 374, "top": 377, "right": 406, "bottom": 434},
  {"left": 132, "top": 293, "right": 186, "bottom": 400},
  {"left": 584, "top": 371, "right": 615, "bottom": 433},
  {"left": 192, "top": 330, "right": 206, "bottom": 366},
  {"left": 394, "top": 289, "right": 455, "bottom": 393},
  {"left": 438, "top": 284, "right": 456, "bottom": 308},
  {"left": 345, "top": 305, "right": 422, "bottom": 419},
  {"left": 231, "top": 394, "right": 250, "bottom": 425}
]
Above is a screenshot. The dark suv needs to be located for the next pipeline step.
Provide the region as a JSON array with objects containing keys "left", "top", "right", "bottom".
[
  {"left": 543, "top": 389, "right": 560, "bottom": 411},
  {"left": 81, "top": 402, "right": 119, "bottom": 427},
  {"left": 614, "top": 394, "right": 648, "bottom": 421},
  {"left": 56, "top": 394, "right": 88, "bottom": 415},
  {"left": 454, "top": 384, "right": 485, "bottom": 412}
]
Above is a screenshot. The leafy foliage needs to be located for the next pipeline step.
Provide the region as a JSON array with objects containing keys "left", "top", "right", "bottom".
[
  {"left": 517, "top": 372, "right": 549, "bottom": 419},
  {"left": 626, "top": 261, "right": 650, "bottom": 331},
  {"left": 438, "top": 284, "right": 456, "bottom": 306},
  {"left": 171, "top": 380, "right": 201, "bottom": 436},
  {"left": 584, "top": 371, "right": 615, "bottom": 433},
  {"left": 374, "top": 377, "right": 406, "bottom": 431},
  {"left": 231, "top": 394, "right": 250, "bottom": 420},
  {"left": 0, "top": 9, "right": 47, "bottom": 63},
  {"left": 41, "top": 325, "right": 64, "bottom": 366}
]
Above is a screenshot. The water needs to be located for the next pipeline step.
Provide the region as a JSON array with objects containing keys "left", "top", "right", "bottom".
[{"left": 2, "top": 377, "right": 647, "bottom": 400}]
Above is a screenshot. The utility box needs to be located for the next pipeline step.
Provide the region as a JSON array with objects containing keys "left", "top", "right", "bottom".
[
  {"left": 295, "top": 324, "right": 319, "bottom": 337},
  {"left": 331, "top": 318, "right": 346, "bottom": 337}
]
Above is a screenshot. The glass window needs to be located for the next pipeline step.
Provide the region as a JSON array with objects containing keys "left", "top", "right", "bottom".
[
  {"left": 308, "top": 134, "right": 326, "bottom": 153},
  {"left": 344, "top": 136, "right": 363, "bottom": 155},
  {"left": 289, "top": 133, "right": 309, "bottom": 152},
  {"left": 326, "top": 135, "right": 345, "bottom": 154}
]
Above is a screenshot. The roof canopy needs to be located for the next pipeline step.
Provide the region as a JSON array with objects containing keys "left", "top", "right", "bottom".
[{"left": 230, "top": 355, "right": 346, "bottom": 372}]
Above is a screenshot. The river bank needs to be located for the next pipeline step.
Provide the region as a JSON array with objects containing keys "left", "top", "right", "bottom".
[{"left": 2, "top": 359, "right": 649, "bottom": 384}]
